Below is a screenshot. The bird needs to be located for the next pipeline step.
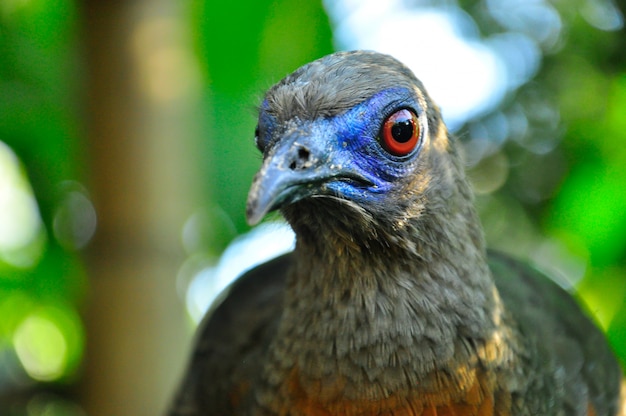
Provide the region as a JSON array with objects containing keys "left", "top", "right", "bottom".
[{"left": 168, "top": 51, "right": 625, "bottom": 415}]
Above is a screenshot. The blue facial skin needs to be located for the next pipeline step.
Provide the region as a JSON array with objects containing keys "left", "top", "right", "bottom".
[{"left": 257, "top": 87, "right": 426, "bottom": 209}]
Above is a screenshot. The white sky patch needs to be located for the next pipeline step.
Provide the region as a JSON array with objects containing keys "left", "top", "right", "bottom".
[
  {"left": 186, "top": 222, "right": 295, "bottom": 322},
  {"left": 324, "top": 0, "right": 532, "bottom": 131}
]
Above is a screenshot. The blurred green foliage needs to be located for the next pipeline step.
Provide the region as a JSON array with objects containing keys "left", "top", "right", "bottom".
[
  {"left": 536, "top": 5, "right": 626, "bottom": 363},
  {"left": 0, "top": 0, "right": 87, "bottom": 410}
]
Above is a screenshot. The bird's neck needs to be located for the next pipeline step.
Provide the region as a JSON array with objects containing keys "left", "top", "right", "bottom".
[
  {"left": 284, "top": 198, "right": 498, "bottom": 356},
  {"left": 261, "top": 185, "right": 506, "bottom": 407}
]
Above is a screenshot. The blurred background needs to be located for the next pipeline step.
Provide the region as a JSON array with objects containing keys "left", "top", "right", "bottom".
[{"left": 0, "top": 0, "right": 625, "bottom": 414}]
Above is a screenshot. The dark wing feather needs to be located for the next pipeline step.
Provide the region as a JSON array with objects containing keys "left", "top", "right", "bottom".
[
  {"left": 488, "top": 251, "right": 623, "bottom": 416},
  {"left": 168, "top": 253, "right": 292, "bottom": 415}
]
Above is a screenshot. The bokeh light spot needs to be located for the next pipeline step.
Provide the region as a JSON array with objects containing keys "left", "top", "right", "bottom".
[
  {"left": 53, "top": 181, "right": 97, "bottom": 250},
  {"left": 14, "top": 315, "right": 67, "bottom": 382},
  {"left": 26, "top": 393, "right": 87, "bottom": 416},
  {"left": 485, "top": 0, "right": 563, "bottom": 47},
  {"left": 0, "top": 141, "right": 45, "bottom": 268},
  {"left": 467, "top": 151, "right": 509, "bottom": 195},
  {"left": 581, "top": 0, "right": 624, "bottom": 31},
  {"left": 12, "top": 305, "right": 84, "bottom": 382}
]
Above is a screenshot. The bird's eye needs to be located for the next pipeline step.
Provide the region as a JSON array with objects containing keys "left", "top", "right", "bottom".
[{"left": 380, "top": 109, "right": 420, "bottom": 157}]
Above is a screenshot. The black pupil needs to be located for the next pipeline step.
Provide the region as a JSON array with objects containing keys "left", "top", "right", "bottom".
[{"left": 391, "top": 118, "right": 413, "bottom": 143}]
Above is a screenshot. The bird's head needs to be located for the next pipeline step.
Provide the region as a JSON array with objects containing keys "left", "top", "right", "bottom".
[{"left": 247, "top": 51, "right": 471, "bottom": 248}]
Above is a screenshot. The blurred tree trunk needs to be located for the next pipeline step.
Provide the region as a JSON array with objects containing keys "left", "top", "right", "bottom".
[{"left": 80, "top": 0, "right": 199, "bottom": 414}]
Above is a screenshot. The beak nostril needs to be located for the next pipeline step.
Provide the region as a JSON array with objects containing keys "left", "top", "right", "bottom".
[
  {"left": 289, "top": 146, "right": 312, "bottom": 171},
  {"left": 298, "top": 147, "right": 310, "bottom": 161}
]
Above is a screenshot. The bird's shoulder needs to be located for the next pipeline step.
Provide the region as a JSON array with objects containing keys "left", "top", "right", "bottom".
[
  {"left": 200, "top": 251, "right": 292, "bottom": 345},
  {"left": 487, "top": 250, "right": 623, "bottom": 416},
  {"left": 168, "top": 253, "right": 293, "bottom": 415}
]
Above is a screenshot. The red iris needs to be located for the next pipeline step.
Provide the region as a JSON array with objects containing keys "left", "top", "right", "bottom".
[{"left": 380, "top": 109, "right": 420, "bottom": 156}]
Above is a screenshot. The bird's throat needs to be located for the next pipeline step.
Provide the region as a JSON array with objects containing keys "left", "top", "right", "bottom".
[{"left": 259, "top": 203, "right": 501, "bottom": 408}]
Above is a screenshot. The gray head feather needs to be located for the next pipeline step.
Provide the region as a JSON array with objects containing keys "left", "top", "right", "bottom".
[{"left": 265, "top": 51, "right": 429, "bottom": 121}]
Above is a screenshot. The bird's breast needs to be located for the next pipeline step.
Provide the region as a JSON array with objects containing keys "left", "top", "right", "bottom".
[{"left": 252, "top": 365, "right": 514, "bottom": 416}]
